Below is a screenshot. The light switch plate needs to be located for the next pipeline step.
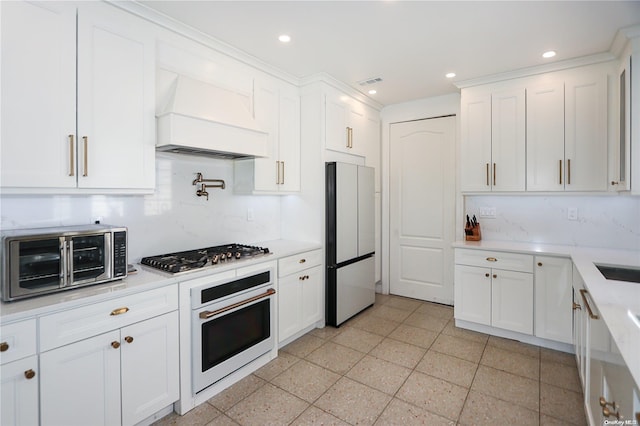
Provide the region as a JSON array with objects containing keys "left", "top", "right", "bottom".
[
  {"left": 568, "top": 207, "right": 578, "bottom": 221},
  {"left": 479, "top": 207, "right": 496, "bottom": 218}
]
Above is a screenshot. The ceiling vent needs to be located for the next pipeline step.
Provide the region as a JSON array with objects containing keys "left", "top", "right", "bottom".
[{"left": 357, "top": 77, "right": 383, "bottom": 86}]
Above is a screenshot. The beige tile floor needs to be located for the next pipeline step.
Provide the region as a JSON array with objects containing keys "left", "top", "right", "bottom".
[{"left": 155, "top": 294, "right": 587, "bottom": 426}]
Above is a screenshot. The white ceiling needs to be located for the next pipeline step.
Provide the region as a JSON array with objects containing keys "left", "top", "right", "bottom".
[{"left": 140, "top": 1, "right": 640, "bottom": 106}]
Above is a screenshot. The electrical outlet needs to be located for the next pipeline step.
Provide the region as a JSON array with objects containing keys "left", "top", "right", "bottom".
[
  {"left": 568, "top": 207, "right": 578, "bottom": 221},
  {"left": 247, "top": 208, "right": 254, "bottom": 222},
  {"left": 479, "top": 207, "right": 496, "bottom": 218}
]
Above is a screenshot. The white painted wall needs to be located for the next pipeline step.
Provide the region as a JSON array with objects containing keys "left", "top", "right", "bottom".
[{"left": 0, "top": 154, "right": 282, "bottom": 262}]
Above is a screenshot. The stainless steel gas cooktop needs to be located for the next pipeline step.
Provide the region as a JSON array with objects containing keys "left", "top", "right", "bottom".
[{"left": 140, "top": 244, "right": 270, "bottom": 273}]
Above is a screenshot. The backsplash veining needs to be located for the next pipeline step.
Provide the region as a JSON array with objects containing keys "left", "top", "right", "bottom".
[
  {"left": 0, "top": 154, "right": 282, "bottom": 262},
  {"left": 465, "top": 195, "right": 640, "bottom": 251}
]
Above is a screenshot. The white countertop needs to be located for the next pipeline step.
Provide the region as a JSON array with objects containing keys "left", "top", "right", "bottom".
[
  {"left": 454, "top": 240, "right": 640, "bottom": 390},
  {"left": 0, "top": 239, "right": 321, "bottom": 323}
]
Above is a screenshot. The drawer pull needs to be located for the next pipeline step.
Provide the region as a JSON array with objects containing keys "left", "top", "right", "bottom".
[
  {"left": 572, "top": 302, "right": 581, "bottom": 311},
  {"left": 537, "top": 262, "right": 543, "bottom": 267},
  {"left": 299, "top": 259, "right": 306, "bottom": 264},
  {"left": 600, "top": 397, "right": 622, "bottom": 420},
  {"left": 24, "top": 369, "right": 36, "bottom": 380},
  {"left": 0, "top": 342, "right": 8, "bottom": 352},
  {"left": 486, "top": 257, "right": 497, "bottom": 262},
  {"left": 110, "top": 307, "right": 129, "bottom": 316},
  {"left": 124, "top": 336, "right": 134, "bottom": 344},
  {"left": 299, "top": 275, "right": 310, "bottom": 281},
  {"left": 111, "top": 341, "right": 120, "bottom": 349}
]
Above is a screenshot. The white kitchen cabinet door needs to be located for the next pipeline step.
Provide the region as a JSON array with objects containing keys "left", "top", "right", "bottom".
[
  {"left": 491, "top": 269, "right": 534, "bottom": 335},
  {"left": 0, "top": 1, "right": 76, "bottom": 188},
  {"left": 491, "top": 88, "right": 526, "bottom": 191},
  {"left": 565, "top": 72, "right": 608, "bottom": 191},
  {"left": 278, "top": 272, "right": 303, "bottom": 343},
  {"left": 277, "top": 89, "right": 301, "bottom": 192},
  {"left": 460, "top": 94, "right": 492, "bottom": 192},
  {"left": 325, "top": 93, "right": 350, "bottom": 153},
  {"left": 301, "top": 265, "right": 323, "bottom": 329},
  {"left": 40, "top": 330, "right": 121, "bottom": 426},
  {"left": 121, "top": 312, "right": 179, "bottom": 426},
  {"left": 454, "top": 265, "right": 491, "bottom": 325},
  {"left": 526, "top": 81, "right": 565, "bottom": 191},
  {"left": 364, "top": 114, "right": 381, "bottom": 192},
  {"left": 0, "top": 356, "right": 39, "bottom": 426},
  {"left": 534, "top": 256, "right": 573, "bottom": 344},
  {"left": 76, "top": 2, "right": 155, "bottom": 190}
]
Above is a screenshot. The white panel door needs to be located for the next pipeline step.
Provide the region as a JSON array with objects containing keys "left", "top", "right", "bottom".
[
  {"left": 491, "top": 88, "right": 526, "bottom": 191},
  {"left": 357, "top": 166, "right": 375, "bottom": 256},
  {"left": 336, "top": 257, "right": 375, "bottom": 325},
  {"left": 277, "top": 273, "right": 302, "bottom": 343},
  {"left": 121, "top": 312, "right": 179, "bottom": 426},
  {"left": 491, "top": 270, "right": 534, "bottom": 335},
  {"left": 40, "top": 330, "right": 121, "bottom": 426},
  {"left": 0, "top": 1, "right": 76, "bottom": 188},
  {"left": 0, "top": 356, "right": 39, "bottom": 426},
  {"left": 534, "top": 256, "right": 573, "bottom": 344},
  {"left": 336, "top": 162, "right": 358, "bottom": 263},
  {"left": 390, "top": 116, "right": 456, "bottom": 303},
  {"left": 526, "top": 82, "right": 565, "bottom": 191},
  {"left": 77, "top": 2, "right": 155, "bottom": 189}
]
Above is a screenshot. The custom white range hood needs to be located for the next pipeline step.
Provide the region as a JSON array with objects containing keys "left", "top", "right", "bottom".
[{"left": 156, "top": 74, "right": 268, "bottom": 159}]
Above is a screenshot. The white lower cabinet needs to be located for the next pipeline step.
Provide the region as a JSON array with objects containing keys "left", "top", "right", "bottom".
[
  {"left": 0, "top": 356, "right": 39, "bottom": 426},
  {"left": 278, "top": 249, "right": 323, "bottom": 344},
  {"left": 454, "top": 249, "right": 534, "bottom": 335},
  {"left": 40, "top": 311, "right": 179, "bottom": 426},
  {"left": 534, "top": 256, "right": 573, "bottom": 344}
]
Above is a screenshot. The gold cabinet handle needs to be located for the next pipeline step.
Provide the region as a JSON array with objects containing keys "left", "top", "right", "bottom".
[
  {"left": 600, "top": 397, "right": 622, "bottom": 420},
  {"left": 346, "top": 127, "right": 353, "bottom": 148},
  {"left": 572, "top": 302, "right": 582, "bottom": 311},
  {"left": 124, "top": 336, "right": 134, "bottom": 344},
  {"left": 110, "top": 307, "right": 129, "bottom": 316},
  {"left": 486, "top": 163, "right": 490, "bottom": 186},
  {"left": 579, "top": 289, "right": 599, "bottom": 320},
  {"left": 82, "top": 136, "right": 88, "bottom": 177},
  {"left": 567, "top": 159, "right": 571, "bottom": 185},
  {"left": 486, "top": 257, "right": 497, "bottom": 262},
  {"left": 68, "top": 135, "right": 75, "bottom": 176},
  {"left": 0, "top": 342, "right": 8, "bottom": 352},
  {"left": 299, "top": 259, "right": 306, "bottom": 264},
  {"left": 24, "top": 369, "right": 36, "bottom": 380},
  {"left": 537, "top": 262, "right": 543, "bottom": 267},
  {"left": 299, "top": 275, "right": 310, "bottom": 281},
  {"left": 111, "top": 341, "right": 120, "bottom": 349},
  {"left": 200, "top": 288, "right": 276, "bottom": 319},
  {"left": 493, "top": 163, "right": 496, "bottom": 186},
  {"left": 281, "top": 161, "right": 285, "bottom": 184},
  {"left": 276, "top": 161, "right": 280, "bottom": 185},
  {"left": 559, "top": 159, "right": 562, "bottom": 185},
  {"left": 611, "top": 181, "right": 619, "bottom": 186}
]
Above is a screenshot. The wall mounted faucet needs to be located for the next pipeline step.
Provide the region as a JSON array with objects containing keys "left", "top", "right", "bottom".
[{"left": 192, "top": 172, "right": 225, "bottom": 201}]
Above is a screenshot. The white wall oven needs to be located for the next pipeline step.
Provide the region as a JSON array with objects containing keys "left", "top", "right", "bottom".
[
  {"left": 1, "top": 224, "right": 127, "bottom": 301},
  {"left": 191, "top": 266, "right": 275, "bottom": 393}
]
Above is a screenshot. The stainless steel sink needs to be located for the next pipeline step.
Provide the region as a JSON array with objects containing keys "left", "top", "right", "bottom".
[{"left": 595, "top": 264, "right": 640, "bottom": 284}]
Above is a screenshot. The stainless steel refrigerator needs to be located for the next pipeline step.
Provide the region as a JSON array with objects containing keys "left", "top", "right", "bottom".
[{"left": 326, "top": 162, "right": 375, "bottom": 327}]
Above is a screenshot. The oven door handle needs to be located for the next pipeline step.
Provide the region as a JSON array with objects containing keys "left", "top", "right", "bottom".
[{"left": 199, "top": 288, "right": 276, "bottom": 320}]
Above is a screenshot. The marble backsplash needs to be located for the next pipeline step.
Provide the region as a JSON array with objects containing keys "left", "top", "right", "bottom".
[
  {"left": 0, "top": 154, "right": 282, "bottom": 262},
  {"left": 465, "top": 195, "right": 640, "bottom": 251}
]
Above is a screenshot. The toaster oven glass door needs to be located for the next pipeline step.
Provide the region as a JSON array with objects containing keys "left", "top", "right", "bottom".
[
  {"left": 70, "top": 234, "right": 109, "bottom": 282},
  {"left": 12, "top": 238, "right": 64, "bottom": 296}
]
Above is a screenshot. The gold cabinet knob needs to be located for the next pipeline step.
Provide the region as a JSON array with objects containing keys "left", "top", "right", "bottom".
[
  {"left": 611, "top": 181, "right": 619, "bottom": 186},
  {"left": 493, "top": 274, "right": 497, "bottom": 279},
  {"left": 537, "top": 262, "right": 543, "bottom": 267},
  {"left": 299, "top": 259, "right": 306, "bottom": 264},
  {"left": 572, "top": 302, "right": 582, "bottom": 311},
  {"left": 485, "top": 273, "right": 490, "bottom": 278},
  {"left": 0, "top": 342, "right": 8, "bottom": 352},
  {"left": 24, "top": 369, "right": 36, "bottom": 380},
  {"left": 124, "top": 336, "right": 134, "bottom": 344},
  {"left": 111, "top": 341, "right": 121, "bottom": 349}
]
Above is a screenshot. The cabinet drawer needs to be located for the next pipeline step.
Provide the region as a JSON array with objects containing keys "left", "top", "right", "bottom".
[
  {"left": 39, "top": 285, "right": 178, "bottom": 352},
  {"left": 455, "top": 249, "right": 533, "bottom": 273},
  {"left": 278, "top": 249, "right": 322, "bottom": 277},
  {"left": 0, "top": 319, "right": 36, "bottom": 365}
]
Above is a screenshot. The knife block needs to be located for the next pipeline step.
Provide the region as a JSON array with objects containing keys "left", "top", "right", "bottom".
[{"left": 464, "top": 223, "right": 481, "bottom": 241}]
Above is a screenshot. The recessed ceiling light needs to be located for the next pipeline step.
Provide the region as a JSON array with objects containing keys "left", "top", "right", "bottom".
[
  {"left": 278, "top": 34, "right": 291, "bottom": 43},
  {"left": 445, "top": 72, "right": 456, "bottom": 79},
  {"left": 542, "top": 50, "right": 556, "bottom": 59},
  {"left": 368, "top": 89, "right": 377, "bottom": 95}
]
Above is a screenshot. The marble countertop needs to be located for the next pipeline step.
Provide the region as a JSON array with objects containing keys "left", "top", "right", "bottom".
[
  {"left": 454, "top": 240, "right": 640, "bottom": 390},
  {"left": 0, "top": 239, "right": 321, "bottom": 323}
]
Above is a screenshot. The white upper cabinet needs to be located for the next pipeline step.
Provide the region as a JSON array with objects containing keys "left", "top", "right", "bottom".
[
  {"left": 1, "top": 1, "right": 156, "bottom": 192},
  {"left": 526, "top": 81, "right": 565, "bottom": 191},
  {"left": 460, "top": 88, "right": 525, "bottom": 192},
  {"left": 234, "top": 78, "right": 300, "bottom": 194}
]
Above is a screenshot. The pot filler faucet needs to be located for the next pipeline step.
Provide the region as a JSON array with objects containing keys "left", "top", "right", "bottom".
[{"left": 192, "top": 172, "right": 225, "bottom": 200}]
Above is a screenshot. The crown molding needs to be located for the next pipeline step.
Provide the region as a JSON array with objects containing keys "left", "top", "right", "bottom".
[{"left": 300, "top": 73, "right": 384, "bottom": 110}]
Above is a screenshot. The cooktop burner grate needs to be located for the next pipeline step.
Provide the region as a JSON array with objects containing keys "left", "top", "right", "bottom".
[{"left": 141, "top": 244, "right": 270, "bottom": 273}]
